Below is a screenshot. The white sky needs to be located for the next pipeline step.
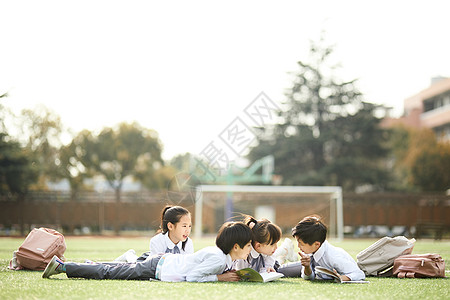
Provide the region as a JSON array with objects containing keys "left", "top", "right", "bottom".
[{"left": 1, "top": 0, "right": 449, "bottom": 161}]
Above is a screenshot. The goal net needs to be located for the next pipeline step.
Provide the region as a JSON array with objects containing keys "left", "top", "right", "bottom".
[{"left": 194, "top": 185, "right": 343, "bottom": 240}]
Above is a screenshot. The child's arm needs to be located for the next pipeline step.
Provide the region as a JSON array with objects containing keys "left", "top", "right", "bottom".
[
  {"left": 149, "top": 235, "right": 165, "bottom": 256},
  {"left": 332, "top": 250, "right": 365, "bottom": 281},
  {"left": 185, "top": 238, "right": 195, "bottom": 254},
  {"left": 185, "top": 256, "right": 232, "bottom": 282},
  {"left": 217, "top": 271, "right": 239, "bottom": 282},
  {"left": 299, "top": 251, "right": 314, "bottom": 280}
]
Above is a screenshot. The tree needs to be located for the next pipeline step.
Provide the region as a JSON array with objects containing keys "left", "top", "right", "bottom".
[
  {"left": 79, "top": 122, "right": 164, "bottom": 202},
  {"left": 0, "top": 133, "right": 38, "bottom": 196},
  {"left": 0, "top": 133, "right": 38, "bottom": 234},
  {"left": 248, "top": 35, "right": 390, "bottom": 191},
  {"left": 55, "top": 130, "right": 94, "bottom": 201},
  {"left": 0, "top": 94, "right": 38, "bottom": 199},
  {"left": 0, "top": 92, "right": 9, "bottom": 132},
  {"left": 18, "top": 106, "right": 64, "bottom": 190},
  {"left": 389, "top": 125, "right": 450, "bottom": 192}
]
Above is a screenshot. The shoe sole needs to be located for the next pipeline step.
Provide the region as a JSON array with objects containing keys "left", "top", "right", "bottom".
[{"left": 42, "top": 256, "right": 59, "bottom": 278}]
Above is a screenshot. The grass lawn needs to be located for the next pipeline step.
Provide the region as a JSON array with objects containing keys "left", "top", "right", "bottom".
[{"left": 0, "top": 236, "right": 449, "bottom": 300}]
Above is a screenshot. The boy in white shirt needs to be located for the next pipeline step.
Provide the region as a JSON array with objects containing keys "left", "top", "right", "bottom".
[
  {"left": 43, "top": 222, "right": 252, "bottom": 282},
  {"left": 292, "top": 215, "right": 365, "bottom": 281}
]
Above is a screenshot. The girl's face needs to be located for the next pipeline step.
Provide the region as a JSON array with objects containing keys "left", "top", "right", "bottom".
[
  {"left": 168, "top": 214, "right": 192, "bottom": 244},
  {"left": 255, "top": 241, "right": 278, "bottom": 256}
]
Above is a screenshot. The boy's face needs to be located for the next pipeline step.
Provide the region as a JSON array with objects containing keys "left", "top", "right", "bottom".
[
  {"left": 255, "top": 241, "right": 278, "bottom": 256},
  {"left": 233, "top": 241, "right": 252, "bottom": 260},
  {"left": 295, "top": 237, "right": 320, "bottom": 254}
]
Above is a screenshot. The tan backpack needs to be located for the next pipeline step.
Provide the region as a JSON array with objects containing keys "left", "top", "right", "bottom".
[
  {"left": 356, "top": 236, "right": 415, "bottom": 276},
  {"left": 393, "top": 253, "right": 445, "bottom": 278},
  {"left": 14, "top": 228, "right": 66, "bottom": 270}
]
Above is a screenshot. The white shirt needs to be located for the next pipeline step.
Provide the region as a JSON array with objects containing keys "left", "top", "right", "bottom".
[
  {"left": 234, "top": 246, "right": 277, "bottom": 273},
  {"left": 149, "top": 232, "right": 194, "bottom": 256},
  {"left": 160, "top": 246, "right": 233, "bottom": 282},
  {"left": 302, "top": 240, "right": 365, "bottom": 281}
]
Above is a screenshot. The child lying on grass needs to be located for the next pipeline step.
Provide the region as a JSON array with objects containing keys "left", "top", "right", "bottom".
[
  {"left": 43, "top": 222, "right": 252, "bottom": 282},
  {"left": 293, "top": 215, "right": 365, "bottom": 281}
]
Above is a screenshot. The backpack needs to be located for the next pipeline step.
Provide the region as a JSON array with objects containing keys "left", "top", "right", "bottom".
[
  {"left": 14, "top": 227, "right": 66, "bottom": 270},
  {"left": 393, "top": 253, "right": 445, "bottom": 278},
  {"left": 356, "top": 236, "right": 415, "bottom": 276}
]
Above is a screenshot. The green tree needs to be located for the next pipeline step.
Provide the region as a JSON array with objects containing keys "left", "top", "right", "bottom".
[
  {"left": 0, "top": 133, "right": 38, "bottom": 234},
  {"left": 55, "top": 130, "right": 94, "bottom": 201},
  {"left": 18, "top": 106, "right": 64, "bottom": 190},
  {"left": 389, "top": 125, "right": 450, "bottom": 192},
  {"left": 79, "top": 122, "right": 164, "bottom": 202},
  {"left": 0, "top": 94, "right": 38, "bottom": 199},
  {"left": 0, "top": 92, "right": 8, "bottom": 132},
  {"left": 0, "top": 133, "right": 38, "bottom": 196},
  {"left": 248, "top": 36, "right": 390, "bottom": 191}
]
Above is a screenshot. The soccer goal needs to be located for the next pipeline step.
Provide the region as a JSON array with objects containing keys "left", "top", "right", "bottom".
[{"left": 194, "top": 185, "right": 343, "bottom": 241}]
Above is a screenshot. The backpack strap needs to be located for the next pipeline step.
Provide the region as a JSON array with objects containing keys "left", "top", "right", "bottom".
[{"left": 398, "top": 271, "right": 416, "bottom": 278}]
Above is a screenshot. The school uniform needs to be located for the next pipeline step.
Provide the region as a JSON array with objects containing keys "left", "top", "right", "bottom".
[
  {"left": 149, "top": 232, "right": 194, "bottom": 256},
  {"left": 135, "top": 232, "right": 194, "bottom": 262},
  {"left": 65, "top": 246, "right": 233, "bottom": 282},
  {"left": 302, "top": 240, "right": 365, "bottom": 281},
  {"left": 235, "top": 246, "right": 302, "bottom": 277}
]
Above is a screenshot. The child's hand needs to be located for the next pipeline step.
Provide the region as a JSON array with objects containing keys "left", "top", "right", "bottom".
[
  {"left": 217, "top": 271, "right": 240, "bottom": 282},
  {"left": 299, "top": 251, "right": 312, "bottom": 276},
  {"left": 266, "top": 267, "right": 276, "bottom": 273},
  {"left": 298, "top": 251, "right": 310, "bottom": 267},
  {"left": 332, "top": 269, "right": 351, "bottom": 281}
]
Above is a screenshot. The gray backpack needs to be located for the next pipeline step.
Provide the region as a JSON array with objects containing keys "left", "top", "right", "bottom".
[{"left": 357, "top": 236, "right": 416, "bottom": 276}]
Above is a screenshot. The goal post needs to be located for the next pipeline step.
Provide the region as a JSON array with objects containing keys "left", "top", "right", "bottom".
[{"left": 194, "top": 185, "right": 343, "bottom": 241}]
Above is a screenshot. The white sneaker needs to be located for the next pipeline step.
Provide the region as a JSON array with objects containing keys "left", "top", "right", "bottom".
[
  {"left": 274, "top": 238, "right": 298, "bottom": 264},
  {"left": 42, "top": 255, "right": 65, "bottom": 278},
  {"left": 283, "top": 238, "right": 298, "bottom": 262},
  {"left": 114, "top": 249, "right": 137, "bottom": 263}
]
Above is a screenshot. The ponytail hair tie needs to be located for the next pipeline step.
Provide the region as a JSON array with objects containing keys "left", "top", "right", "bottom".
[{"left": 248, "top": 220, "right": 257, "bottom": 229}]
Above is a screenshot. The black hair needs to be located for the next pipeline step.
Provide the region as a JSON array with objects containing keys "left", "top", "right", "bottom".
[
  {"left": 291, "top": 215, "right": 327, "bottom": 245},
  {"left": 215, "top": 222, "right": 253, "bottom": 254},
  {"left": 160, "top": 205, "right": 191, "bottom": 251},
  {"left": 244, "top": 215, "right": 281, "bottom": 246}
]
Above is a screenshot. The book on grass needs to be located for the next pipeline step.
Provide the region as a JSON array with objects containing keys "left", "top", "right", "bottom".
[
  {"left": 236, "top": 268, "right": 284, "bottom": 282},
  {"left": 315, "top": 266, "right": 369, "bottom": 284}
]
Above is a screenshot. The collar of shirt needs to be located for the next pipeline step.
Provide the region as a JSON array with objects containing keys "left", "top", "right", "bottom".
[
  {"left": 163, "top": 233, "right": 183, "bottom": 250},
  {"left": 249, "top": 246, "right": 261, "bottom": 259},
  {"left": 249, "top": 245, "right": 269, "bottom": 259},
  {"left": 313, "top": 240, "right": 329, "bottom": 262},
  {"left": 225, "top": 254, "right": 233, "bottom": 270}
]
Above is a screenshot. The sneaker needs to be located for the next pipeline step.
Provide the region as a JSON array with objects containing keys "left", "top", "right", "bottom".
[
  {"left": 283, "top": 238, "right": 298, "bottom": 262},
  {"left": 42, "top": 255, "right": 65, "bottom": 278},
  {"left": 274, "top": 238, "right": 298, "bottom": 264},
  {"left": 114, "top": 249, "right": 137, "bottom": 263},
  {"left": 274, "top": 239, "right": 288, "bottom": 264}
]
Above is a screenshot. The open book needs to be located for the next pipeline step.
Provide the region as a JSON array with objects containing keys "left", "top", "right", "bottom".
[
  {"left": 236, "top": 268, "right": 284, "bottom": 282},
  {"left": 315, "top": 266, "right": 369, "bottom": 284}
]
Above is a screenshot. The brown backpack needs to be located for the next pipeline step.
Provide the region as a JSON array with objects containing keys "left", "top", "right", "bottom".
[
  {"left": 15, "top": 228, "right": 66, "bottom": 270},
  {"left": 393, "top": 253, "right": 445, "bottom": 278}
]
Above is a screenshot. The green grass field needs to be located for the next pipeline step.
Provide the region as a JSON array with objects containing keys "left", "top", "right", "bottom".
[{"left": 1, "top": 236, "right": 449, "bottom": 300}]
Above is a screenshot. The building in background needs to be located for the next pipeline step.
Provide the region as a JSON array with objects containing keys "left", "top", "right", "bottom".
[{"left": 383, "top": 77, "right": 450, "bottom": 141}]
